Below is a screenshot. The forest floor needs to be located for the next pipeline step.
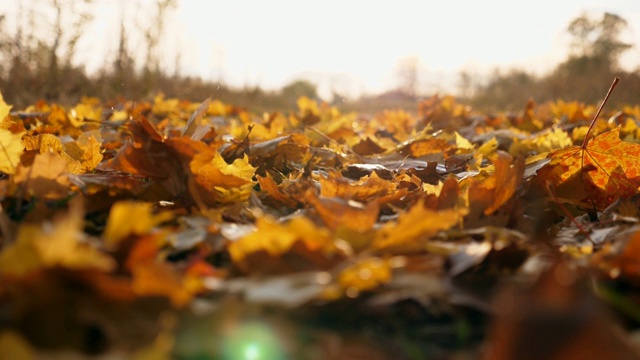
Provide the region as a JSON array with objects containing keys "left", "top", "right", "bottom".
[{"left": 2, "top": 86, "right": 640, "bottom": 359}]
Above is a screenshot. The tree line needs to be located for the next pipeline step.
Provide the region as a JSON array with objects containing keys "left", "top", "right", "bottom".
[{"left": 464, "top": 12, "right": 640, "bottom": 110}]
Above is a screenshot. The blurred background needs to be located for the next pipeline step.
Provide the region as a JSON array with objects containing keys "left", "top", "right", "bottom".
[{"left": 0, "top": 0, "right": 638, "bottom": 112}]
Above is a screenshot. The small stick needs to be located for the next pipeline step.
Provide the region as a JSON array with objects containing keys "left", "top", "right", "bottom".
[{"left": 582, "top": 77, "right": 620, "bottom": 149}]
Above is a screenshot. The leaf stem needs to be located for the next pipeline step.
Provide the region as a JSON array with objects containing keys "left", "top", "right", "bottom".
[{"left": 581, "top": 77, "right": 620, "bottom": 149}]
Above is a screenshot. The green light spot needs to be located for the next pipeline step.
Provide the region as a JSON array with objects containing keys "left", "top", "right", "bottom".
[
  {"left": 222, "top": 322, "right": 286, "bottom": 360},
  {"left": 244, "top": 343, "right": 259, "bottom": 360}
]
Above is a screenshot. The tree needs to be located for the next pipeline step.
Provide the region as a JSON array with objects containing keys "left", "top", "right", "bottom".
[
  {"left": 142, "top": 0, "right": 178, "bottom": 74},
  {"left": 394, "top": 56, "right": 421, "bottom": 98},
  {"left": 545, "top": 12, "right": 633, "bottom": 103},
  {"left": 281, "top": 80, "right": 318, "bottom": 101},
  {"left": 567, "top": 12, "right": 631, "bottom": 71},
  {"left": 470, "top": 69, "right": 537, "bottom": 110}
]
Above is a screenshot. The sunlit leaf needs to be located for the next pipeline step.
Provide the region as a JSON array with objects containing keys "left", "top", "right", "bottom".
[
  {"left": 14, "top": 150, "right": 70, "bottom": 200},
  {"left": 0, "top": 91, "right": 12, "bottom": 122},
  {"left": 373, "top": 200, "right": 467, "bottom": 250},
  {"left": 536, "top": 127, "right": 640, "bottom": 210},
  {"left": 190, "top": 152, "right": 256, "bottom": 204},
  {"left": 103, "top": 201, "right": 172, "bottom": 247},
  {"left": 338, "top": 257, "right": 392, "bottom": 295},
  {"left": 228, "top": 216, "right": 345, "bottom": 266},
  {"left": 0, "top": 205, "right": 115, "bottom": 276},
  {"left": 0, "top": 128, "right": 24, "bottom": 174}
]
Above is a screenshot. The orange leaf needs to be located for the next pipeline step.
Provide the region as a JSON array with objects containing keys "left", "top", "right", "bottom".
[
  {"left": 14, "top": 150, "right": 70, "bottom": 200},
  {"left": 305, "top": 190, "right": 379, "bottom": 232},
  {"left": 189, "top": 151, "right": 256, "bottom": 204},
  {"left": 338, "top": 257, "right": 392, "bottom": 295},
  {"left": 103, "top": 201, "right": 173, "bottom": 247},
  {"left": 130, "top": 261, "right": 195, "bottom": 307},
  {"left": 318, "top": 171, "right": 397, "bottom": 202},
  {"left": 256, "top": 173, "right": 300, "bottom": 208},
  {"left": 373, "top": 200, "right": 466, "bottom": 250},
  {"left": 76, "top": 131, "right": 103, "bottom": 171},
  {"left": 536, "top": 127, "right": 640, "bottom": 210},
  {"left": 0, "top": 205, "right": 115, "bottom": 277},
  {"left": 468, "top": 151, "right": 524, "bottom": 216},
  {"left": 228, "top": 216, "right": 345, "bottom": 267}
]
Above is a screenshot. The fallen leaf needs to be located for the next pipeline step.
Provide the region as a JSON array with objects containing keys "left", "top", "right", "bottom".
[
  {"left": 536, "top": 127, "right": 640, "bottom": 210},
  {"left": 228, "top": 216, "right": 346, "bottom": 271},
  {"left": 0, "top": 128, "right": 24, "bottom": 174},
  {"left": 189, "top": 151, "right": 256, "bottom": 204},
  {"left": 338, "top": 257, "right": 392, "bottom": 296},
  {"left": 305, "top": 190, "right": 379, "bottom": 232},
  {"left": 0, "top": 91, "right": 12, "bottom": 122},
  {"left": 0, "top": 205, "right": 115, "bottom": 277},
  {"left": 470, "top": 151, "right": 524, "bottom": 216},
  {"left": 373, "top": 199, "right": 467, "bottom": 250},
  {"left": 14, "top": 150, "right": 70, "bottom": 200},
  {"left": 318, "top": 171, "right": 397, "bottom": 202},
  {"left": 103, "top": 201, "right": 172, "bottom": 247}
]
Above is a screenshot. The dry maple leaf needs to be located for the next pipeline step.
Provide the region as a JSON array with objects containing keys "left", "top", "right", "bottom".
[
  {"left": 467, "top": 151, "right": 524, "bottom": 218},
  {"left": 535, "top": 78, "right": 640, "bottom": 210},
  {"left": 373, "top": 199, "right": 467, "bottom": 250},
  {"left": 189, "top": 151, "right": 256, "bottom": 204},
  {"left": 0, "top": 91, "right": 12, "bottom": 121},
  {"left": 305, "top": 189, "right": 380, "bottom": 233},
  {"left": 14, "top": 150, "right": 70, "bottom": 200},
  {"left": 228, "top": 215, "right": 347, "bottom": 273},
  {"left": 22, "top": 132, "right": 101, "bottom": 174},
  {"left": 0, "top": 128, "right": 24, "bottom": 174},
  {"left": 103, "top": 201, "right": 173, "bottom": 247},
  {"left": 126, "top": 234, "right": 206, "bottom": 307},
  {"left": 0, "top": 203, "right": 115, "bottom": 276}
]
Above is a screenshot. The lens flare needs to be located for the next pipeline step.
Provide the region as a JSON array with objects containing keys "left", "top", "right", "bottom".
[{"left": 222, "top": 322, "right": 286, "bottom": 360}]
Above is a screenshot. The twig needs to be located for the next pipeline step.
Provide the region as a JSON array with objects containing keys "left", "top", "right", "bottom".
[{"left": 582, "top": 77, "right": 620, "bottom": 149}]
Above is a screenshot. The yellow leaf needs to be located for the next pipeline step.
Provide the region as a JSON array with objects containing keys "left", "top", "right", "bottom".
[
  {"left": 0, "top": 91, "right": 12, "bottom": 122},
  {"left": 207, "top": 99, "right": 230, "bottom": 116},
  {"left": 190, "top": 152, "right": 256, "bottom": 203},
  {"left": 0, "top": 206, "right": 115, "bottom": 276},
  {"left": 22, "top": 133, "right": 101, "bottom": 173},
  {"left": 374, "top": 200, "right": 466, "bottom": 249},
  {"left": 152, "top": 93, "right": 180, "bottom": 117},
  {"left": 103, "top": 201, "right": 172, "bottom": 247},
  {"left": 228, "top": 216, "right": 340, "bottom": 263},
  {"left": 338, "top": 257, "right": 392, "bottom": 295},
  {"left": 69, "top": 99, "right": 102, "bottom": 127},
  {"left": 477, "top": 137, "right": 498, "bottom": 157},
  {"left": 76, "top": 131, "right": 103, "bottom": 171},
  {"left": 23, "top": 134, "right": 82, "bottom": 173},
  {"left": 47, "top": 105, "right": 70, "bottom": 126},
  {"left": 297, "top": 96, "right": 319, "bottom": 116},
  {"left": 509, "top": 127, "right": 572, "bottom": 156},
  {"left": 213, "top": 153, "right": 255, "bottom": 181},
  {"left": 455, "top": 131, "right": 474, "bottom": 150},
  {"left": 0, "top": 331, "right": 34, "bottom": 360},
  {"left": 14, "top": 150, "right": 70, "bottom": 200},
  {"left": 0, "top": 128, "right": 24, "bottom": 174}
]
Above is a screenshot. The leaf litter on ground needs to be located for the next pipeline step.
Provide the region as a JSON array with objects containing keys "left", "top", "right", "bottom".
[{"left": 2, "top": 81, "right": 640, "bottom": 358}]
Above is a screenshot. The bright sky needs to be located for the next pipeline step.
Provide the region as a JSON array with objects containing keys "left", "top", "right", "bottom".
[
  {"left": 2, "top": 0, "right": 640, "bottom": 99},
  {"left": 171, "top": 0, "right": 640, "bottom": 98}
]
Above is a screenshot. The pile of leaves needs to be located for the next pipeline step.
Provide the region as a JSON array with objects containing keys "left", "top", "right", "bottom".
[{"left": 3, "top": 83, "right": 640, "bottom": 359}]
